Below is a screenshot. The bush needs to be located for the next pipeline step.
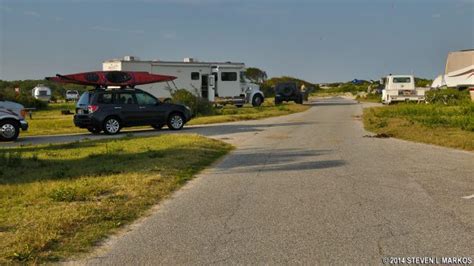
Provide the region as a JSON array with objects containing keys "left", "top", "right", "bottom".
[
  {"left": 170, "top": 89, "right": 215, "bottom": 116},
  {"left": 425, "top": 89, "right": 470, "bottom": 105}
]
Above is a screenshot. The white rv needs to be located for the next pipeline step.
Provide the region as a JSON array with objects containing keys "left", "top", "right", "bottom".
[
  {"left": 432, "top": 49, "right": 474, "bottom": 90},
  {"left": 103, "top": 57, "right": 265, "bottom": 107},
  {"left": 381, "top": 75, "right": 427, "bottom": 104},
  {"left": 32, "top": 84, "right": 52, "bottom": 102}
]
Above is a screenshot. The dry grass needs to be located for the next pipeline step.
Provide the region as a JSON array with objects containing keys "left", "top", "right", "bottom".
[
  {"left": 0, "top": 134, "right": 232, "bottom": 263},
  {"left": 190, "top": 102, "right": 309, "bottom": 125},
  {"left": 363, "top": 104, "right": 474, "bottom": 151}
]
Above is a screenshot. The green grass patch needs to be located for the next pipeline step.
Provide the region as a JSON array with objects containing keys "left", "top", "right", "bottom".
[
  {"left": 363, "top": 102, "right": 474, "bottom": 150},
  {"left": 189, "top": 99, "right": 309, "bottom": 125},
  {"left": 0, "top": 135, "right": 232, "bottom": 263}
]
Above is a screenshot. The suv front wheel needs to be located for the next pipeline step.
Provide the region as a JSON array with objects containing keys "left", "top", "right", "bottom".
[
  {"left": 103, "top": 117, "right": 121, "bottom": 135},
  {"left": 0, "top": 120, "right": 20, "bottom": 141},
  {"left": 167, "top": 113, "right": 185, "bottom": 130}
]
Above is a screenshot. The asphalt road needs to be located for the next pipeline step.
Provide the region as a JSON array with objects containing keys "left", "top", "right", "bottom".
[{"left": 9, "top": 98, "right": 474, "bottom": 264}]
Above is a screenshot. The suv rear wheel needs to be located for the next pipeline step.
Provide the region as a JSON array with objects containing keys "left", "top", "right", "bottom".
[
  {"left": 0, "top": 120, "right": 20, "bottom": 141},
  {"left": 167, "top": 113, "right": 184, "bottom": 130},
  {"left": 103, "top": 117, "right": 121, "bottom": 135}
]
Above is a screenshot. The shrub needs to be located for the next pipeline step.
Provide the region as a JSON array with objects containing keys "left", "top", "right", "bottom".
[
  {"left": 170, "top": 89, "right": 215, "bottom": 116},
  {"left": 425, "top": 89, "right": 470, "bottom": 105}
]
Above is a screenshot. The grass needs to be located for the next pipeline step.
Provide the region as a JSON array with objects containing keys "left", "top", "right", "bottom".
[
  {"left": 0, "top": 134, "right": 232, "bottom": 263},
  {"left": 23, "top": 100, "right": 310, "bottom": 136},
  {"left": 23, "top": 103, "right": 81, "bottom": 136},
  {"left": 363, "top": 102, "right": 474, "bottom": 150},
  {"left": 189, "top": 99, "right": 309, "bottom": 125}
]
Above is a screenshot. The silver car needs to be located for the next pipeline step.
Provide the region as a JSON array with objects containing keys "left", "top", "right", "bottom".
[{"left": 0, "top": 100, "right": 29, "bottom": 141}]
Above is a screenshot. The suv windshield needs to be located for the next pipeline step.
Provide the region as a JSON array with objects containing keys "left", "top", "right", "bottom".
[{"left": 77, "top": 92, "right": 90, "bottom": 107}]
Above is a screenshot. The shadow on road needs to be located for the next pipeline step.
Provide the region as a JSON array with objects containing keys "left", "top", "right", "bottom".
[{"left": 215, "top": 148, "right": 346, "bottom": 173}]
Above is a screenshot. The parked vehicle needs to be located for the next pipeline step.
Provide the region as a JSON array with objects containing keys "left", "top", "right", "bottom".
[
  {"left": 74, "top": 88, "right": 192, "bottom": 135},
  {"left": 103, "top": 56, "right": 265, "bottom": 107},
  {"left": 0, "top": 100, "right": 29, "bottom": 141},
  {"left": 65, "top": 90, "right": 80, "bottom": 102},
  {"left": 381, "top": 75, "right": 428, "bottom": 104},
  {"left": 32, "top": 84, "right": 52, "bottom": 102},
  {"left": 274, "top": 82, "right": 304, "bottom": 104},
  {"left": 431, "top": 49, "right": 474, "bottom": 90}
]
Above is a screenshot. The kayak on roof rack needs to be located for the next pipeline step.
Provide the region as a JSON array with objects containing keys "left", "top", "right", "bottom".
[{"left": 45, "top": 71, "right": 176, "bottom": 88}]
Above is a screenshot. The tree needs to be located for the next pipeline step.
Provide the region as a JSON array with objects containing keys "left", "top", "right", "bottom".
[{"left": 245, "top": 67, "right": 267, "bottom": 83}]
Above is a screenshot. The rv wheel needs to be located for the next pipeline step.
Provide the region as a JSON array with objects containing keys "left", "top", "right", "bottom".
[{"left": 252, "top": 95, "right": 263, "bottom": 107}]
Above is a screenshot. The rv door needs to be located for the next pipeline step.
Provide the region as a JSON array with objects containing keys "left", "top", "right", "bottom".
[{"left": 208, "top": 75, "right": 215, "bottom": 102}]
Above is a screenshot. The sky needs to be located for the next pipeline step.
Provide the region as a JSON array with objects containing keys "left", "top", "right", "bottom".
[{"left": 0, "top": 0, "right": 472, "bottom": 83}]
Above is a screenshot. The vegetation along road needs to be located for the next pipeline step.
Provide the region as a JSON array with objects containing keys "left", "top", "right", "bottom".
[{"left": 60, "top": 97, "right": 471, "bottom": 264}]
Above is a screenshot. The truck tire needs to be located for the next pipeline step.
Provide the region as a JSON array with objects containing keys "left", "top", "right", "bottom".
[
  {"left": 0, "top": 120, "right": 20, "bottom": 141},
  {"left": 252, "top": 94, "right": 264, "bottom": 107},
  {"left": 274, "top": 97, "right": 282, "bottom": 105},
  {"left": 296, "top": 95, "right": 304, "bottom": 104}
]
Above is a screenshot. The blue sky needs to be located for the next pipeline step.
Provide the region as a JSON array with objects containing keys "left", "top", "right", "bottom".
[{"left": 0, "top": 0, "right": 472, "bottom": 82}]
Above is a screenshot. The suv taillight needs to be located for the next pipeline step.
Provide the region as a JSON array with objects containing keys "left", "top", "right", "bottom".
[
  {"left": 88, "top": 105, "right": 99, "bottom": 113},
  {"left": 20, "top": 109, "right": 27, "bottom": 118}
]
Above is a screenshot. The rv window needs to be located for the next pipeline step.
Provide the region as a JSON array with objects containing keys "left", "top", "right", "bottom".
[
  {"left": 393, "top": 77, "right": 411, "bottom": 83},
  {"left": 191, "top": 72, "right": 200, "bottom": 80},
  {"left": 97, "top": 93, "right": 113, "bottom": 104},
  {"left": 221, "top": 72, "right": 237, "bottom": 81}
]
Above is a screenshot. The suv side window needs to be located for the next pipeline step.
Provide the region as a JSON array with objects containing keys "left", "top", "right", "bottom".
[
  {"left": 135, "top": 92, "right": 158, "bottom": 105},
  {"left": 117, "top": 93, "right": 136, "bottom": 105},
  {"left": 97, "top": 93, "right": 113, "bottom": 104}
]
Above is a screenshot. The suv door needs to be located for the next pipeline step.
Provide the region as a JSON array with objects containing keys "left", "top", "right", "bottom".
[
  {"left": 135, "top": 91, "right": 167, "bottom": 124},
  {"left": 115, "top": 92, "right": 141, "bottom": 126}
]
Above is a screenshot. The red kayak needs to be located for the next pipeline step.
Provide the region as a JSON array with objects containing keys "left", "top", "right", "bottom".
[{"left": 46, "top": 71, "right": 176, "bottom": 87}]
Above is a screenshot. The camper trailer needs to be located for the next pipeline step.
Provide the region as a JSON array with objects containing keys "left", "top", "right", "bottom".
[
  {"left": 432, "top": 49, "right": 474, "bottom": 90},
  {"left": 103, "top": 57, "right": 265, "bottom": 107},
  {"left": 32, "top": 84, "right": 52, "bottom": 102}
]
